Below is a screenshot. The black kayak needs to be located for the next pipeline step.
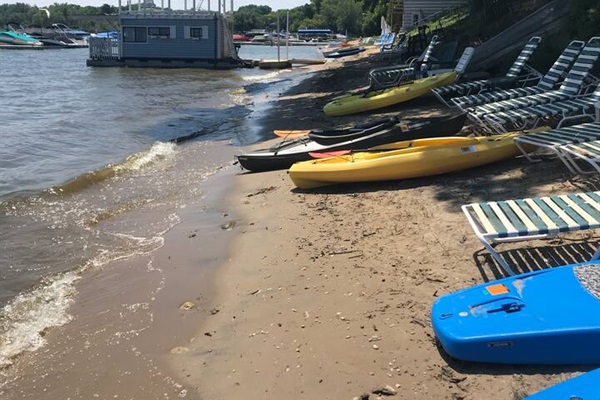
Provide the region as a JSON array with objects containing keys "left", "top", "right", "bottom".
[{"left": 235, "top": 112, "right": 467, "bottom": 172}]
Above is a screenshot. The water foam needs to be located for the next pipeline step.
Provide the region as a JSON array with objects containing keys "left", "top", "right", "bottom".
[
  {"left": 0, "top": 272, "right": 79, "bottom": 369},
  {"left": 241, "top": 70, "right": 282, "bottom": 82},
  {"left": 0, "top": 232, "right": 167, "bottom": 370},
  {"left": 115, "top": 141, "right": 177, "bottom": 173}
]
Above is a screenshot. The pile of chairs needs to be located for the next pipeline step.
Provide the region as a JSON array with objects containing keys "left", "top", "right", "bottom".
[
  {"left": 367, "top": 35, "right": 441, "bottom": 89},
  {"left": 433, "top": 36, "right": 600, "bottom": 177}
]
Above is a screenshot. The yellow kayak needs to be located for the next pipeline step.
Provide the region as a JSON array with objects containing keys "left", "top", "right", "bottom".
[
  {"left": 288, "top": 128, "right": 548, "bottom": 189},
  {"left": 323, "top": 71, "right": 457, "bottom": 117}
]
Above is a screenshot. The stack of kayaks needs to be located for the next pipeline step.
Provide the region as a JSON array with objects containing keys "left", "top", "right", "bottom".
[
  {"left": 323, "top": 71, "right": 457, "bottom": 117},
  {"left": 431, "top": 261, "right": 600, "bottom": 365},
  {"left": 288, "top": 127, "right": 546, "bottom": 189},
  {"left": 235, "top": 113, "right": 467, "bottom": 172},
  {"left": 524, "top": 368, "right": 600, "bottom": 399}
]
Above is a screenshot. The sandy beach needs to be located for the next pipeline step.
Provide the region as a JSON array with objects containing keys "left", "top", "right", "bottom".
[
  {"left": 2, "top": 49, "right": 598, "bottom": 400},
  {"left": 173, "top": 52, "right": 599, "bottom": 399}
]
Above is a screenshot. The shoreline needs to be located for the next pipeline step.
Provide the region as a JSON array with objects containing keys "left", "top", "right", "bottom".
[
  {"left": 181, "top": 53, "right": 599, "bottom": 399},
  {"left": 0, "top": 54, "right": 349, "bottom": 399},
  {"left": 2, "top": 48, "right": 598, "bottom": 399}
]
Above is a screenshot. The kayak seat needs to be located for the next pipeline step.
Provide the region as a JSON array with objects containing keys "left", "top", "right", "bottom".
[{"left": 462, "top": 191, "right": 600, "bottom": 276}]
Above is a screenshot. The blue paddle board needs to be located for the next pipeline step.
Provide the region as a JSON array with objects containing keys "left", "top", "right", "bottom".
[
  {"left": 431, "top": 261, "right": 600, "bottom": 364},
  {"left": 525, "top": 368, "right": 600, "bottom": 399}
]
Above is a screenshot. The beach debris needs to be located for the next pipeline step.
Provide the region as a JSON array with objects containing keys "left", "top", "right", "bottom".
[
  {"left": 372, "top": 385, "right": 397, "bottom": 396},
  {"left": 209, "top": 308, "right": 220, "bottom": 315},
  {"left": 368, "top": 335, "right": 381, "bottom": 342},
  {"left": 246, "top": 186, "right": 276, "bottom": 197},
  {"left": 352, "top": 394, "right": 370, "bottom": 400},
  {"left": 188, "top": 233, "right": 197, "bottom": 238},
  {"left": 410, "top": 318, "right": 427, "bottom": 328},
  {"left": 221, "top": 221, "right": 237, "bottom": 230},
  {"left": 170, "top": 346, "right": 190, "bottom": 354},
  {"left": 179, "top": 301, "right": 195, "bottom": 311},
  {"left": 249, "top": 289, "right": 261, "bottom": 295},
  {"left": 440, "top": 366, "right": 467, "bottom": 384}
]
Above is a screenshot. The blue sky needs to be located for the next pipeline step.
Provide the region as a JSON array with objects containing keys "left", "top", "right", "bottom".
[{"left": 4, "top": 0, "right": 310, "bottom": 11}]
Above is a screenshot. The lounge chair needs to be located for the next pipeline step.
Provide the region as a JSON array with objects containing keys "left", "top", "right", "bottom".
[
  {"left": 462, "top": 191, "right": 600, "bottom": 275},
  {"left": 450, "top": 40, "right": 586, "bottom": 110},
  {"left": 483, "top": 85, "right": 600, "bottom": 133},
  {"left": 374, "top": 32, "right": 395, "bottom": 48},
  {"left": 468, "top": 37, "right": 600, "bottom": 124},
  {"left": 369, "top": 33, "right": 408, "bottom": 62},
  {"left": 368, "top": 35, "right": 440, "bottom": 89},
  {"left": 432, "top": 36, "right": 543, "bottom": 105},
  {"left": 560, "top": 140, "right": 600, "bottom": 174},
  {"left": 513, "top": 118, "right": 600, "bottom": 166}
]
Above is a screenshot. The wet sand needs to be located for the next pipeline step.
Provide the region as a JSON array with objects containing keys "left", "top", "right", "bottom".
[{"left": 2, "top": 49, "right": 599, "bottom": 400}]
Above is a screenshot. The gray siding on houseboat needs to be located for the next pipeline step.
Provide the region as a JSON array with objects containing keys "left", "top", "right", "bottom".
[
  {"left": 120, "top": 16, "right": 220, "bottom": 59},
  {"left": 402, "top": 0, "right": 468, "bottom": 29}
]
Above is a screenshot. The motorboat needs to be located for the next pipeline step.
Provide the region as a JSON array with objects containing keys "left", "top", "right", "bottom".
[{"left": 0, "top": 23, "right": 43, "bottom": 46}]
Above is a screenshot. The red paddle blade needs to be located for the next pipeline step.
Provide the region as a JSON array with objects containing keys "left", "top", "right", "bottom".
[{"left": 308, "top": 150, "right": 351, "bottom": 158}]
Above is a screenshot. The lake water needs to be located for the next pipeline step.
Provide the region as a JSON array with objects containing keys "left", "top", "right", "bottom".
[{"left": 0, "top": 44, "right": 322, "bottom": 372}]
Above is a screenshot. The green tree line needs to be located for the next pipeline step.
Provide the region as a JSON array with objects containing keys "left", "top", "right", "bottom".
[
  {"left": 234, "top": 0, "right": 388, "bottom": 37},
  {"left": 0, "top": 0, "right": 597, "bottom": 40},
  {"left": 0, "top": 3, "right": 119, "bottom": 32},
  {"left": 0, "top": 0, "right": 389, "bottom": 37}
]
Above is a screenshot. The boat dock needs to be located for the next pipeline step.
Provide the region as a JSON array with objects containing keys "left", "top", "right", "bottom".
[{"left": 0, "top": 44, "right": 88, "bottom": 50}]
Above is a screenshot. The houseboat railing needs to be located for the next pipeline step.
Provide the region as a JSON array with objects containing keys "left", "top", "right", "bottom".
[{"left": 88, "top": 37, "right": 119, "bottom": 60}]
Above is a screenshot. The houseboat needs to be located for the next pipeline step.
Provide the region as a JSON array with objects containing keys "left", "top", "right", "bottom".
[{"left": 87, "top": 0, "right": 248, "bottom": 69}]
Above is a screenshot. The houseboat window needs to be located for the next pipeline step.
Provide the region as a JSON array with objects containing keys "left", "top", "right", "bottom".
[
  {"left": 412, "top": 14, "right": 420, "bottom": 26},
  {"left": 190, "top": 28, "right": 203, "bottom": 39},
  {"left": 148, "top": 27, "right": 171, "bottom": 38},
  {"left": 184, "top": 26, "right": 207, "bottom": 40},
  {"left": 123, "top": 27, "right": 147, "bottom": 43}
]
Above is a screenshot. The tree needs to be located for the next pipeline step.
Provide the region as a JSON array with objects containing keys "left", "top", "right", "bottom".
[
  {"left": 311, "top": 0, "right": 323, "bottom": 14},
  {"left": 321, "top": 0, "right": 362, "bottom": 35},
  {"left": 233, "top": 5, "right": 272, "bottom": 32},
  {"left": 100, "top": 4, "right": 113, "bottom": 14}
]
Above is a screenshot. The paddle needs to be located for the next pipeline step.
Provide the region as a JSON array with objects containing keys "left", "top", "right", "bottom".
[
  {"left": 274, "top": 129, "right": 311, "bottom": 139},
  {"left": 308, "top": 142, "right": 419, "bottom": 159},
  {"left": 309, "top": 150, "right": 352, "bottom": 158}
]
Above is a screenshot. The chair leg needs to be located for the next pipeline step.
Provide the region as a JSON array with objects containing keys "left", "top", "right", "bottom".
[
  {"left": 481, "top": 240, "right": 516, "bottom": 276},
  {"left": 556, "top": 149, "right": 600, "bottom": 175},
  {"left": 514, "top": 141, "right": 543, "bottom": 163}
]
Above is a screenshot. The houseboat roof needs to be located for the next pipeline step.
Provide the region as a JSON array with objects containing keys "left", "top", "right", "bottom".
[{"left": 120, "top": 9, "right": 221, "bottom": 19}]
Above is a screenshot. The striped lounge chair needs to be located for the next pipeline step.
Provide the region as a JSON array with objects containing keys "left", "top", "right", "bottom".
[
  {"left": 513, "top": 120, "right": 600, "bottom": 164},
  {"left": 468, "top": 37, "right": 600, "bottom": 124},
  {"left": 462, "top": 191, "right": 600, "bottom": 275},
  {"left": 450, "top": 40, "right": 585, "bottom": 110},
  {"left": 432, "top": 36, "right": 543, "bottom": 106},
  {"left": 368, "top": 35, "right": 439, "bottom": 89},
  {"left": 559, "top": 139, "right": 600, "bottom": 174},
  {"left": 483, "top": 85, "right": 600, "bottom": 133}
]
